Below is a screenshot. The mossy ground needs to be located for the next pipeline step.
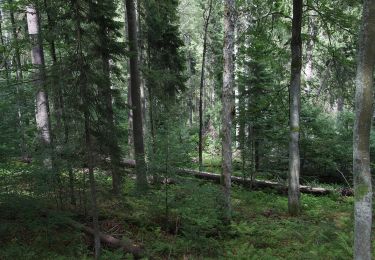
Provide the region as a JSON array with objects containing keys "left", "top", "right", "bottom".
[{"left": 0, "top": 163, "right": 372, "bottom": 259}]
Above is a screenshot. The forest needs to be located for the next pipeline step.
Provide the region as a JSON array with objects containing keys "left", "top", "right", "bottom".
[{"left": 0, "top": 0, "right": 374, "bottom": 259}]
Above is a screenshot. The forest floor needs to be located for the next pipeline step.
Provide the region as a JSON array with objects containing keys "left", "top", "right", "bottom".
[{"left": 0, "top": 162, "right": 372, "bottom": 259}]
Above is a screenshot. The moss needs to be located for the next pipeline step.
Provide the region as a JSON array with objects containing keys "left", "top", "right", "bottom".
[
  {"left": 355, "top": 184, "right": 369, "bottom": 201},
  {"left": 291, "top": 127, "right": 300, "bottom": 132}
]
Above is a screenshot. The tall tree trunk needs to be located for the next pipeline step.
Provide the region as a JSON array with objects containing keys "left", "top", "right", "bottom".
[
  {"left": 0, "top": 9, "right": 10, "bottom": 85},
  {"left": 123, "top": 4, "right": 134, "bottom": 159},
  {"left": 304, "top": 11, "right": 316, "bottom": 93},
  {"left": 73, "top": 0, "right": 101, "bottom": 257},
  {"left": 125, "top": 0, "right": 148, "bottom": 192},
  {"left": 221, "top": 0, "right": 235, "bottom": 223},
  {"left": 199, "top": 0, "right": 213, "bottom": 171},
  {"left": 26, "top": 5, "right": 53, "bottom": 167},
  {"left": 353, "top": 1, "right": 375, "bottom": 259},
  {"left": 8, "top": 0, "right": 27, "bottom": 159},
  {"left": 97, "top": 11, "right": 122, "bottom": 195},
  {"left": 288, "top": 0, "right": 302, "bottom": 216}
]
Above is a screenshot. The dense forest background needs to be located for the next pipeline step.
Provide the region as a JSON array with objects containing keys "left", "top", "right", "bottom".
[{"left": 0, "top": 0, "right": 374, "bottom": 259}]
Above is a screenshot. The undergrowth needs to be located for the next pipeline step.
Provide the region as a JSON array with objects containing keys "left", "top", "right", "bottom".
[{"left": 0, "top": 163, "right": 370, "bottom": 259}]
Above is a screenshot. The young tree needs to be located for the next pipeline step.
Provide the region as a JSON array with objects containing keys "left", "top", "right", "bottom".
[
  {"left": 288, "top": 0, "right": 302, "bottom": 216},
  {"left": 71, "top": 0, "right": 101, "bottom": 256},
  {"left": 221, "top": 0, "right": 235, "bottom": 222},
  {"left": 90, "top": 0, "right": 123, "bottom": 195},
  {"left": 125, "top": 0, "right": 148, "bottom": 192},
  {"left": 353, "top": 0, "right": 375, "bottom": 259}
]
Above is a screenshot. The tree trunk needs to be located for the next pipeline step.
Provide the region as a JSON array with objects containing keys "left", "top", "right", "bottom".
[
  {"left": 288, "top": 0, "right": 302, "bottom": 216},
  {"left": 9, "top": 0, "right": 27, "bottom": 159},
  {"left": 26, "top": 5, "right": 53, "bottom": 167},
  {"left": 199, "top": 0, "right": 213, "bottom": 171},
  {"left": 97, "top": 10, "right": 122, "bottom": 195},
  {"left": 353, "top": 1, "right": 375, "bottom": 259},
  {"left": 304, "top": 11, "right": 317, "bottom": 94},
  {"left": 221, "top": 0, "right": 235, "bottom": 223},
  {"left": 73, "top": 1, "right": 101, "bottom": 257},
  {"left": 123, "top": 4, "right": 134, "bottom": 159},
  {"left": 125, "top": 0, "right": 148, "bottom": 192}
]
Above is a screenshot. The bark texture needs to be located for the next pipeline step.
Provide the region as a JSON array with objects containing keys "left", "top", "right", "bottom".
[
  {"left": 199, "top": 0, "right": 213, "bottom": 171},
  {"left": 26, "top": 5, "right": 53, "bottom": 158},
  {"left": 353, "top": 1, "right": 375, "bottom": 259},
  {"left": 288, "top": 0, "right": 302, "bottom": 216},
  {"left": 222, "top": 0, "right": 235, "bottom": 222},
  {"left": 125, "top": 0, "right": 148, "bottom": 192}
]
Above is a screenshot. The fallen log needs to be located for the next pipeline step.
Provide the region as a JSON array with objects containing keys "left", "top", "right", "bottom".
[
  {"left": 68, "top": 220, "right": 144, "bottom": 259},
  {"left": 118, "top": 159, "right": 333, "bottom": 196}
]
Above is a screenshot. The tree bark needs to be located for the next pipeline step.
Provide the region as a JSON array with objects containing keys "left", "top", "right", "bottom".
[
  {"left": 353, "top": 0, "right": 375, "bottom": 259},
  {"left": 221, "top": 0, "right": 235, "bottom": 223},
  {"left": 26, "top": 5, "right": 53, "bottom": 167},
  {"left": 125, "top": 0, "right": 148, "bottom": 192},
  {"left": 288, "top": 0, "right": 302, "bottom": 216},
  {"left": 124, "top": 7, "right": 134, "bottom": 159},
  {"left": 199, "top": 0, "right": 213, "bottom": 171}
]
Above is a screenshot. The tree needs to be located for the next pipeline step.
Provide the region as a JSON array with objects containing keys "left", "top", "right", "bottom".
[
  {"left": 26, "top": 4, "right": 53, "bottom": 167},
  {"left": 125, "top": 0, "right": 148, "bottom": 192},
  {"left": 71, "top": 0, "right": 101, "bottom": 257},
  {"left": 199, "top": 0, "right": 213, "bottom": 171},
  {"left": 288, "top": 0, "right": 302, "bottom": 216},
  {"left": 90, "top": 0, "right": 123, "bottom": 195},
  {"left": 353, "top": 0, "right": 375, "bottom": 259},
  {"left": 221, "top": 0, "right": 235, "bottom": 222}
]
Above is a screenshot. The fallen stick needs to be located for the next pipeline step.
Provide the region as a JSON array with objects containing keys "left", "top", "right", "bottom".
[
  {"left": 118, "top": 159, "right": 333, "bottom": 196},
  {"left": 68, "top": 220, "right": 144, "bottom": 259}
]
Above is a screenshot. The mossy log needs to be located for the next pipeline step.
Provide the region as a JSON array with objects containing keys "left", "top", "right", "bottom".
[
  {"left": 68, "top": 220, "right": 144, "bottom": 259},
  {"left": 119, "top": 159, "right": 333, "bottom": 196}
]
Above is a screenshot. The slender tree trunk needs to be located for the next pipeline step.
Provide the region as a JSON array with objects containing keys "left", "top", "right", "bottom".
[
  {"left": 0, "top": 10, "right": 10, "bottom": 85},
  {"left": 304, "top": 11, "right": 316, "bottom": 93},
  {"left": 123, "top": 4, "right": 134, "bottom": 159},
  {"left": 221, "top": 0, "right": 235, "bottom": 223},
  {"left": 288, "top": 0, "right": 302, "bottom": 216},
  {"left": 125, "top": 0, "right": 148, "bottom": 192},
  {"left": 353, "top": 1, "right": 375, "bottom": 259},
  {"left": 97, "top": 13, "right": 122, "bottom": 195},
  {"left": 73, "top": 1, "right": 101, "bottom": 257},
  {"left": 199, "top": 0, "right": 213, "bottom": 171},
  {"left": 8, "top": 0, "right": 27, "bottom": 159},
  {"left": 26, "top": 5, "right": 53, "bottom": 167},
  {"left": 43, "top": 0, "right": 63, "bottom": 130}
]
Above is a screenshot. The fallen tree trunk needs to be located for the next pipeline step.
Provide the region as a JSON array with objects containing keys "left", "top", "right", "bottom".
[
  {"left": 118, "top": 159, "right": 333, "bottom": 196},
  {"left": 68, "top": 220, "right": 144, "bottom": 259}
]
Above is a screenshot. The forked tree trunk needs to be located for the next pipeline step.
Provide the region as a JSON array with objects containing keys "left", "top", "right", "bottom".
[
  {"left": 221, "top": 0, "right": 235, "bottom": 223},
  {"left": 288, "top": 0, "right": 302, "bottom": 216},
  {"left": 125, "top": 0, "right": 148, "bottom": 192},
  {"left": 199, "top": 0, "right": 213, "bottom": 171},
  {"left": 353, "top": 0, "right": 375, "bottom": 259}
]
